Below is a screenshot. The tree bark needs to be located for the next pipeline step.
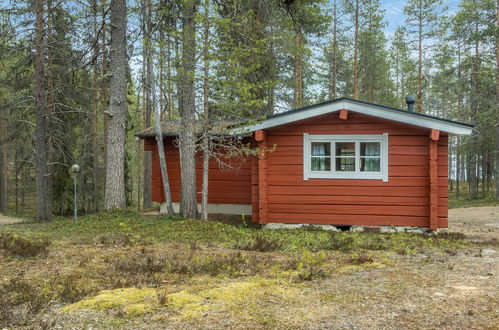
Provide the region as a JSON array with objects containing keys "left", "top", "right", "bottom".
[
  {"left": 34, "top": 0, "right": 52, "bottom": 221},
  {"left": 104, "top": 0, "right": 127, "bottom": 209},
  {"left": 353, "top": 0, "right": 359, "bottom": 99},
  {"left": 178, "top": 0, "right": 198, "bottom": 218}
]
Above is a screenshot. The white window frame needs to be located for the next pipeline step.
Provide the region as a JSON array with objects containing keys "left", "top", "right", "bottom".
[{"left": 303, "top": 133, "right": 389, "bottom": 182}]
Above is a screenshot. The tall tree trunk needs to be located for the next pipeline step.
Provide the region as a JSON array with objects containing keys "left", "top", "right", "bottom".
[
  {"left": 416, "top": 6, "right": 423, "bottom": 113},
  {"left": 353, "top": 0, "right": 359, "bottom": 99},
  {"left": 469, "top": 25, "right": 480, "bottom": 200},
  {"left": 201, "top": 0, "right": 210, "bottom": 221},
  {"left": 101, "top": 0, "right": 109, "bottom": 178},
  {"left": 496, "top": 0, "right": 499, "bottom": 198},
  {"left": 34, "top": 0, "right": 52, "bottom": 221},
  {"left": 142, "top": 0, "right": 152, "bottom": 209},
  {"left": 293, "top": 28, "right": 303, "bottom": 108},
  {"left": 152, "top": 62, "right": 174, "bottom": 216},
  {"left": 0, "top": 109, "right": 6, "bottom": 214},
  {"left": 330, "top": 0, "right": 338, "bottom": 99},
  {"left": 456, "top": 137, "right": 460, "bottom": 197},
  {"left": 45, "top": 0, "right": 54, "bottom": 219},
  {"left": 104, "top": 0, "right": 127, "bottom": 209},
  {"left": 92, "top": 0, "right": 100, "bottom": 212},
  {"left": 178, "top": 0, "right": 198, "bottom": 218}
]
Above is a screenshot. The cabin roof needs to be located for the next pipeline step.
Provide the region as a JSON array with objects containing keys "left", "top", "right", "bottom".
[
  {"left": 242, "top": 97, "right": 473, "bottom": 135},
  {"left": 135, "top": 120, "right": 238, "bottom": 138}
]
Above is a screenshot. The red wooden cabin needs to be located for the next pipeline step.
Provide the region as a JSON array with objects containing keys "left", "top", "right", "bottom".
[{"left": 136, "top": 98, "right": 473, "bottom": 230}]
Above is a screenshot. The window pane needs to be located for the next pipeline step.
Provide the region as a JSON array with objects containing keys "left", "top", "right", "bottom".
[
  {"left": 360, "top": 142, "right": 380, "bottom": 157},
  {"left": 312, "top": 157, "right": 331, "bottom": 171},
  {"left": 360, "top": 158, "right": 380, "bottom": 172},
  {"left": 311, "top": 142, "right": 331, "bottom": 156},
  {"left": 335, "top": 157, "right": 355, "bottom": 171},
  {"left": 335, "top": 142, "right": 355, "bottom": 156}
]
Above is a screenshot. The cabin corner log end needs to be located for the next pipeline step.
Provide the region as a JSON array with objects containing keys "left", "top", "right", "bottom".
[
  {"left": 339, "top": 109, "right": 349, "bottom": 120},
  {"left": 256, "top": 130, "right": 268, "bottom": 224},
  {"left": 429, "top": 130, "right": 440, "bottom": 230}
]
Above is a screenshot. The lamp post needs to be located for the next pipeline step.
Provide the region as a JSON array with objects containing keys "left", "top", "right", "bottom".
[{"left": 70, "top": 164, "right": 80, "bottom": 221}]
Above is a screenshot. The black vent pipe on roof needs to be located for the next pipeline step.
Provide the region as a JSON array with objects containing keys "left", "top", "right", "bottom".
[{"left": 405, "top": 95, "right": 416, "bottom": 112}]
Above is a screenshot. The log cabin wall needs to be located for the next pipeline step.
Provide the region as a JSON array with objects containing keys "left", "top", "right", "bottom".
[
  {"left": 262, "top": 112, "right": 448, "bottom": 228},
  {"left": 146, "top": 136, "right": 253, "bottom": 206}
]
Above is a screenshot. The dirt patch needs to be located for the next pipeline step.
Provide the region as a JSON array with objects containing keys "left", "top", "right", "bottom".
[
  {"left": 0, "top": 215, "right": 24, "bottom": 225},
  {"left": 449, "top": 206, "right": 498, "bottom": 240}
]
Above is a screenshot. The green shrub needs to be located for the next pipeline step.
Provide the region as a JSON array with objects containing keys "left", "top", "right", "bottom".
[
  {"left": 295, "top": 250, "right": 329, "bottom": 281},
  {"left": 0, "top": 232, "right": 51, "bottom": 258}
]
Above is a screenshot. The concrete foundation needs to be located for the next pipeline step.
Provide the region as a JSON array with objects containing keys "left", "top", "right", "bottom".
[
  {"left": 160, "top": 203, "right": 252, "bottom": 216},
  {"left": 262, "top": 223, "right": 432, "bottom": 233}
]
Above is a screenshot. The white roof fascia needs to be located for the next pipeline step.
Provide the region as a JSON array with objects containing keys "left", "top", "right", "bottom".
[{"left": 240, "top": 100, "right": 473, "bottom": 136}]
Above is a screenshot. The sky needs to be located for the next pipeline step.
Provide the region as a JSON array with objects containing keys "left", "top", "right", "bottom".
[{"left": 381, "top": 0, "right": 461, "bottom": 36}]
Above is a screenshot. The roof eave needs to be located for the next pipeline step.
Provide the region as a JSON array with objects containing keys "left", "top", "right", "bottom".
[{"left": 240, "top": 100, "right": 473, "bottom": 136}]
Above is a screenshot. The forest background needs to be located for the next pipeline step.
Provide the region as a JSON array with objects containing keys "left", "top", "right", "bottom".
[{"left": 0, "top": 0, "right": 497, "bottom": 220}]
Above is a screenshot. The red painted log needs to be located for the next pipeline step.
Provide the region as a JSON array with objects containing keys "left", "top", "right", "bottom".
[{"left": 429, "top": 139, "right": 439, "bottom": 229}]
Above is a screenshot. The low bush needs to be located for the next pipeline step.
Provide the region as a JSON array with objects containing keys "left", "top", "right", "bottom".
[
  {"left": 295, "top": 250, "right": 330, "bottom": 281},
  {"left": 236, "top": 235, "right": 283, "bottom": 252},
  {"left": 0, "top": 232, "right": 51, "bottom": 258},
  {"left": 54, "top": 271, "right": 101, "bottom": 303},
  {"left": 349, "top": 252, "right": 374, "bottom": 265},
  {"left": 112, "top": 247, "right": 167, "bottom": 274},
  {"left": 0, "top": 274, "right": 54, "bottom": 326}
]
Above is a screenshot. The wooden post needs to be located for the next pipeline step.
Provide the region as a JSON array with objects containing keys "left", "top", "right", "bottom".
[
  {"left": 255, "top": 130, "right": 268, "bottom": 224},
  {"left": 429, "top": 129, "right": 440, "bottom": 230}
]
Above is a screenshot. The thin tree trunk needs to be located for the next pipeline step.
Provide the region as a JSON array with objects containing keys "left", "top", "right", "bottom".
[
  {"left": 469, "top": 22, "right": 481, "bottom": 200},
  {"left": 92, "top": 0, "right": 100, "bottom": 212},
  {"left": 353, "top": 0, "right": 359, "bottom": 99},
  {"left": 456, "top": 137, "right": 460, "bottom": 197},
  {"left": 104, "top": 0, "right": 127, "bottom": 209},
  {"left": 101, "top": 0, "right": 109, "bottom": 179},
  {"left": 142, "top": 0, "right": 152, "bottom": 209},
  {"left": 330, "top": 0, "right": 338, "bottom": 99},
  {"left": 496, "top": 0, "right": 499, "bottom": 197},
  {"left": 0, "top": 109, "right": 7, "bottom": 214},
  {"left": 45, "top": 0, "right": 54, "bottom": 219},
  {"left": 152, "top": 63, "right": 174, "bottom": 216},
  {"left": 178, "top": 0, "right": 198, "bottom": 218},
  {"left": 34, "top": 0, "right": 52, "bottom": 221},
  {"left": 201, "top": 0, "right": 210, "bottom": 221},
  {"left": 293, "top": 28, "right": 303, "bottom": 108},
  {"left": 416, "top": 6, "right": 423, "bottom": 113}
]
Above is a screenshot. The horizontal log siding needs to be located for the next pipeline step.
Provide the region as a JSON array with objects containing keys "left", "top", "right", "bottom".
[
  {"left": 151, "top": 137, "right": 252, "bottom": 205},
  {"left": 264, "top": 112, "right": 449, "bottom": 228}
]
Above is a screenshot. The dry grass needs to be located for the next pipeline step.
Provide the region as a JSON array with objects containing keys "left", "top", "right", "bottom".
[{"left": 0, "top": 207, "right": 497, "bottom": 329}]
